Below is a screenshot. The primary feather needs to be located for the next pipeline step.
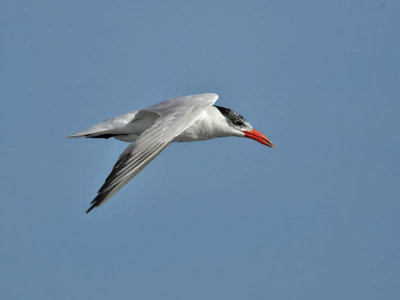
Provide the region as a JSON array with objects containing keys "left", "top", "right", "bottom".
[{"left": 71, "top": 93, "right": 219, "bottom": 213}]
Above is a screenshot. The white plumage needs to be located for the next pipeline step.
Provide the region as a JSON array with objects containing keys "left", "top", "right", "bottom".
[{"left": 70, "top": 93, "right": 273, "bottom": 213}]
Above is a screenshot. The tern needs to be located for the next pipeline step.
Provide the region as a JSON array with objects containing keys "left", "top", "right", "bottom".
[{"left": 70, "top": 93, "right": 274, "bottom": 213}]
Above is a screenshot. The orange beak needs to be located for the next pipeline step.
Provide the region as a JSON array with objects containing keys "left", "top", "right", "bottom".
[{"left": 242, "top": 129, "right": 274, "bottom": 148}]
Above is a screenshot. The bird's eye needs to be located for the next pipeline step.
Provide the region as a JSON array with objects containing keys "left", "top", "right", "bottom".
[{"left": 235, "top": 120, "right": 244, "bottom": 126}]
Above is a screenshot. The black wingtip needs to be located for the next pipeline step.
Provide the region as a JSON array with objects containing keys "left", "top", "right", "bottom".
[
  {"left": 86, "top": 204, "right": 97, "bottom": 214},
  {"left": 86, "top": 194, "right": 104, "bottom": 214}
]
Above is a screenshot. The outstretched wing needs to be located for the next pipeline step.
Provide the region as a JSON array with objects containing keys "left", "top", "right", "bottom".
[{"left": 86, "top": 93, "right": 218, "bottom": 213}]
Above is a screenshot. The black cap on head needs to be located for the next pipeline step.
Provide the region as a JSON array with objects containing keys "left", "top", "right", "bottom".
[{"left": 214, "top": 105, "right": 251, "bottom": 130}]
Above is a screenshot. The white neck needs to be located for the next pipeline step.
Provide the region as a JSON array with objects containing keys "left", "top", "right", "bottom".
[{"left": 174, "top": 106, "right": 244, "bottom": 142}]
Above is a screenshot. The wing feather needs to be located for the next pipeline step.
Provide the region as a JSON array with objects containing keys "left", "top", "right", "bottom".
[{"left": 86, "top": 93, "right": 218, "bottom": 213}]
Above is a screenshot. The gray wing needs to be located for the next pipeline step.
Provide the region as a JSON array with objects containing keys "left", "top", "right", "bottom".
[{"left": 86, "top": 93, "right": 218, "bottom": 213}]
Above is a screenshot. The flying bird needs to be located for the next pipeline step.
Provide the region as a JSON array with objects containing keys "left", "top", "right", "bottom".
[{"left": 69, "top": 93, "right": 274, "bottom": 213}]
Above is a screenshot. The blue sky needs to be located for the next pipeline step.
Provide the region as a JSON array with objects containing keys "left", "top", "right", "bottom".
[{"left": 1, "top": 0, "right": 399, "bottom": 299}]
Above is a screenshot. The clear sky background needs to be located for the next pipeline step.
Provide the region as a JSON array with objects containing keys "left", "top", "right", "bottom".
[{"left": 1, "top": 0, "right": 399, "bottom": 299}]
